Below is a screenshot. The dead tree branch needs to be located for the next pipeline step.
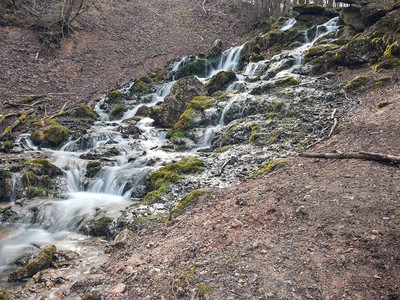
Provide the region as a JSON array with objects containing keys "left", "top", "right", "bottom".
[
  {"left": 202, "top": 0, "right": 207, "bottom": 14},
  {"left": 300, "top": 151, "right": 400, "bottom": 165}
]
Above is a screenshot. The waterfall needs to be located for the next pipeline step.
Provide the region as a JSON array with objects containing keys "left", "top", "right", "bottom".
[{"left": 280, "top": 18, "right": 297, "bottom": 31}]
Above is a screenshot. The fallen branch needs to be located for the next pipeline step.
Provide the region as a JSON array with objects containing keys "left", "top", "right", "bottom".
[
  {"left": 328, "top": 118, "right": 338, "bottom": 138},
  {"left": 300, "top": 151, "right": 400, "bottom": 165},
  {"left": 202, "top": 0, "right": 207, "bottom": 14},
  {"left": 0, "top": 108, "right": 35, "bottom": 139},
  {"left": 47, "top": 102, "right": 68, "bottom": 119},
  {"left": 3, "top": 100, "right": 44, "bottom": 109},
  {"left": 0, "top": 113, "right": 19, "bottom": 124}
]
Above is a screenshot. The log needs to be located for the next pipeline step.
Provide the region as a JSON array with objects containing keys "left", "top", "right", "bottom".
[
  {"left": 300, "top": 151, "right": 400, "bottom": 165},
  {"left": 0, "top": 108, "right": 35, "bottom": 139}
]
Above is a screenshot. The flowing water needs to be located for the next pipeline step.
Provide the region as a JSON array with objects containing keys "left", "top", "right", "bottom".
[{"left": 0, "top": 16, "right": 342, "bottom": 288}]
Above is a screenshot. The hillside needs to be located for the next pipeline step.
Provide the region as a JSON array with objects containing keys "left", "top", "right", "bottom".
[{"left": 0, "top": 1, "right": 400, "bottom": 300}]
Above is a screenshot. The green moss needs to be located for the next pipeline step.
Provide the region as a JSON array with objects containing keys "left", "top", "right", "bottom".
[
  {"left": 1, "top": 141, "right": 13, "bottom": 153},
  {"left": 19, "top": 96, "right": 43, "bottom": 104},
  {"left": 249, "top": 125, "right": 260, "bottom": 145},
  {"left": 143, "top": 158, "right": 205, "bottom": 204},
  {"left": 31, "top": 119, "right": 69, "bottom": 149},
  {"left": 107, "top": 90, "right": 123, "bottom": 103},
  {"left": 168, "top": 189, "right": 208, "bottom": 220},
  {"left": 0, "top": 289, "right": 8, "bottom": 300},
  {"left": 266, "top": 112, "right": 277, "bottom": 120},
  {"left": 249, "top": 53, "right": 265, "bottom": 63},
  {"left": 87, "top": 216, "right": 113, "bottom": 237},
  {"left": 378, "top": 101, "right": 391, "bottom": 109},
  {"left": 216, "top": 146, "right": 230, "bottom": 153},
  {"left": 171, "top": 97, "right": 215, "bottom": 134},
  {"left": 205, "top": 70, "right": 237, "bottom": 95},
  {"left": 375, "top": 77, "right": 391, "bottom": 88},
  {"left": 8, "top": 245, "right": 56, "bottom": 282},
  {"left": 154, "top": 68, "right": 170, "bottom": 82},
  {"left": 73, "top": 105, "right": 98, "bottom": 120},
  {"left": 384, "top": 42, "right": 400, "bottom": 57},
  {"left": 174, "top": 267, "right": 197, "bottom": 289},
  {"left": 373, "top": 58, "right": 399, "bottom": 72},
  {"left": 24, "top": 159, "right": 60, "bottom": 176},
  {"left": 276, "top": 77, "right": 299, "bottom": 88},
  {"left": 197, "top": 283, "right": 214, "bottom": 298},
  {"left": 247, "top": 159, "right": 285, "bottom": 179},
  {"left": 86, "top": 161, "right": 102, "bottom": 178},
  {"left": 175, "top": 59, "right": 207, "bottom": 79},
  {"left": 305, "top": 44, "right": 339, "bottom": 61},
  {"left": 344, "top": 76, "right": 370, "bottom": 92},
  {"left": 110, "top": 104, "right": 127, "bottom": 120}
]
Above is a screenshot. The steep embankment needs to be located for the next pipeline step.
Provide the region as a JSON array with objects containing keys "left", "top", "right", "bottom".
[{"left": 0, "top": 0, "right": 251, "bottom": 118}]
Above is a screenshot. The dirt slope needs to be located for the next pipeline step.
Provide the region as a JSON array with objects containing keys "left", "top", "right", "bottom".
[{"left": 0, "top": 0, "right": 252, "bottom": 112}]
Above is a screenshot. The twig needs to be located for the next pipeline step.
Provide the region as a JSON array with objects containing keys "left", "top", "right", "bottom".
[
  {"left": 3, "top": 100, "right": 44, "bottom": 108},
  {"left": 328, "top": 118, "right": 338, "bottom": 138},
  {"left": 202, "top": 0, "right": 207, "bottom": 14},
  {"left": 300, "top": 151, "right": 400, "bottom": 165}
]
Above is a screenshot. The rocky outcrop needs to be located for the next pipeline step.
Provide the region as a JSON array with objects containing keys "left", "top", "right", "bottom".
[
  {"left": 205, "top": 70, "right": 237, "bottom": 95},
  {"left": 8, "top": 245, "right": 56, "bottom": 282},
  {"left": 206, "top": 39, "right": 223, "bottom": 58},
  {"left": 31, "top": 119, "right": 69, "bottom": 149},
  {"left": 151, "top": 76, "right": 207, "bottom": 128}
]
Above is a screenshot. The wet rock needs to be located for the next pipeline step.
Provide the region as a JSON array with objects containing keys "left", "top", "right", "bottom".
[
  {"left": 135, "top": 105, "right": 152, "bottom": 117},
  {"left": 205, "top": 70, "right": 237, "bottom": 95},
  {"left": 0, "top": 169, "right": 12, "bottom": 202},
  {"left": 31, "top": 119, "right": 69, "bottom": 149},
  {"left": 14, "top": 252, "right": 36, "bottom": 267},
  {"left": 110, "top": 104, "right": 128, "bottom": 121},
  {"left": 174, "top": 59, "right": 208, "bottom": 79},
  {"left": 293, "top": 5, "right": 326, "bottom": 16},
  {"left": 73, "top": 105, "right": 98, "bottom": 121},
  {"left": 8, "top": 245, "right": 56, "bottom": 282},
  {"left": 81, "top": 216, "right": 114, "bottom": 239},
  {"left": 113, "top": 228, "right": 135, "bottom": 248},
  {"left": 206, "top": 39, "right": 223, "bottom": 58},
  {"left": 107, "top": 90, "right": 123, "bottom": 103},
  {"left": 151, "top": 76, "right": 207, "bottom": 128},
  {"left": 85, "top": 161, "right": 102, "bottom": 178}
]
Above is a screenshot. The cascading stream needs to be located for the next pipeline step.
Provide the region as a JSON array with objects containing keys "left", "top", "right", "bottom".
[{"left": 0, "top": 16, "right": 342, "bottom": 286}]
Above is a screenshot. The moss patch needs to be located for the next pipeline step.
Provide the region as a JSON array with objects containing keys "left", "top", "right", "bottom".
[
  {"left": 247, "top": 159, "right": 285, "bottom": 179},
  {"left": 8, "top": 245, "right": 56, "bottom": 281},
  {"left": 143, "top": 158, "right": 205, "bottom": 204},
  {"left": 175, "top": 59, "right": 207, "bottom": 79},
  {"left": 110, "top": 104, "right": 128, "bottom": 120},
  {"left": 0, "top": 170, "right": 11, "bottom": 202},
  {"left": 107, "top": 90, "right": 123, "bottom": 103},
  {"left": 171, "top": 96, "right": 215, "bottom": 135},
  {"left": 344, "top": 76, "right": 370, "bottom": 92},
  {"left": 276, "top": 77, "right": 299, "bottom": 88},
  {"left": 168, "top": 189, "right": 209, "bottom": 220},
  {"left": 31, "top": 119, "right": 69, "bottom": 149},
  {"left": 205, "top": 70, "right": 237, "bottom": 95},
  {"left": 86, "top": 161, "right": 102, "bottom": 178},
  {"left": 73, "top": 105, "right": 98, "bottom": 120},
  {"left": 249, "top": 125, "right": 260, "bottom": 145}
]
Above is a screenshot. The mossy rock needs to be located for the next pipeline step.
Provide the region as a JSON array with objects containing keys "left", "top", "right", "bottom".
[
  {"left": 305, "top": 44, "right": 339, "bottom": 61},
  {"left": 31, "top": 119, "right": 69, "bottom": 149},
  {"left": 206, "top": 39, "right": 223, "bottom": 58},
  {"left": 24, "top": 159, "right": 61, "bottom": 177},
  {"left": 175, "top": 59, "right": 207, "bottom": 79},
  {"left": 249, "top": 125, "right": 261, "bottom": 145},
  {"left": 0, "top": 289, "right": 8, "bottom": 300},
  {"left": 8, "top": 245, "right": 56, "bottom": 282},
  {"left": 107, "top": 90, "right": 123, "bottom": 103},
  {"left": 373, "top": 58, "right": 399, "bottom": 72},
  {"left": 73, "top": 105, "right": 98, "bottom": 120},
  {"left": 0, "top": 170, "right": 11, "bottom": 202},
  {"left": 0, "top": 141, "right": 13, "bottom": 153},
  {"left": 81, "top": 292, "right": 100, "bottom": 300},
  {"left": 143, "top": 158, "right": 205, "bottom": 204},
  {"left": 168, "top": 189, "right": 209, "bottom": 220},
  {"left": 249, "top": 53, "right": 265, "bottom": 63},
  {"left": 171, "top": 96, "right": 215, "bottom": 134},
  {"left": 344, "top": 76, "right": 370, "bottom": 92},
  {"left": 110, "top": 104, "right": 128, "bottom": 120},
  {"left": 293, "top": 5, "right": 326, "bottom": 15},
  {"left": 151, "top": 68, "right": 170, "bottom": 82},
  {"left": 136, "top": 105, "right": 152, "bottom": 117},
  {"left": 19, "top": 95, "right": 43, "bottom": 104},
  {"left": 85, "top": 161, "right": 102, "bottom": 178},
  {"left": 131, "top": 76, "right": 154, "bottom": 96},
  {"left": 385, "top": 42, "right": 400, "bottom": 57},
  {"left": 205, "top": 70, "right": 237, "bottom": 95},
  {"left": 151, "top": 76, "right": 207, "bottom": 128},
  {"left": 83, "top": 216, "right": 113, "bottom": 238},
  {"left": 276, "top": 77, "right": 299, "bottom": 88}
]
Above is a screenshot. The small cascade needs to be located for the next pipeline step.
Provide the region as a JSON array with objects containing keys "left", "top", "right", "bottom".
[
  {"left": 280, "top": 18, "right": 297, "bottom": 31},
  {"left": 206, "top": 46, "right": 243, "bottom": 78}
]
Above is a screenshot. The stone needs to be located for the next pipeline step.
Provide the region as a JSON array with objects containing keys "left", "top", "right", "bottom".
[
  {"left": 31, "top": 119, "right": 69, "bottom": 149},
  {"left": 113, "top": 228, "right": 135, "bottom": 247},
  {"left": 0, "top": 170, "right": 11, "bottom": 202},
  {"left": 8, "top": 245, "right": 57, "bottom": 282},
  {"left": 206, "top": 39, "right": 223, "bottom": 58},
  {"left": 205, "top": 70, "right": 237, "bottom": 95},
  {"left": 151, "top": 76, "right": 207, "bottom": 127}
]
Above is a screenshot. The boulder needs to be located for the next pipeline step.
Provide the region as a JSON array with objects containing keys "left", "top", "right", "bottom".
[
  {"left": 31, "top": 119, "right": 69, "bottom": 149},
  {"left": 293, "top": 5, "right": 326, "bottom": 15},
  {"left": 205, "top": 70, "right": 237, "bottom": 95},
  {"left": 73, "top": 105, "right": 98, "bottom": 120},
  {"left": 8, "top": 245, "right": 56, "bottom": 282},
  {"left": 206, "top": 39, "right": 223, "bottom": 58},
  {"left": 151, "top": 76, "right": 207, "bottom": 128}
]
